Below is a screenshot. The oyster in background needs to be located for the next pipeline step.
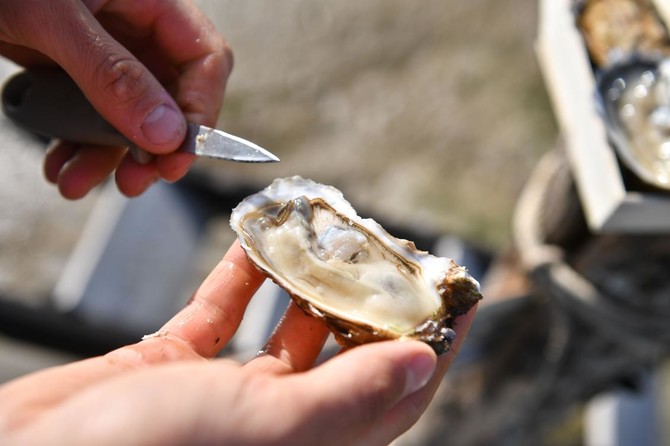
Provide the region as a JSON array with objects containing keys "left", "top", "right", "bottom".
[
  {"left": 575, "top": 0, "right": 670, "bottom": 189},
  {"left": 230, "top": 176, "right": 482, "bottom": 355},
  {"left": 598, "top": 57, "right": 670, "bottom": 189},
  {"left": 577, "top": 0, "right": 670, "bottom": 67}
]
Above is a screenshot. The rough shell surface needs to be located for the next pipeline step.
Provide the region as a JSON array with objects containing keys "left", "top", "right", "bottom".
[{"left": 577, "top": 0, "right": 670, "bottom": 67}]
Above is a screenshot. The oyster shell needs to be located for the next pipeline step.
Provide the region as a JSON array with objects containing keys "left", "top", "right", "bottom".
[
  {"left": 577, "top": 0, "right": 670, "bottom": 67},
  {"left": 598, "top": 57, "right": 670, "bottom": 189},
  {"left": 230, "top": 176, "right": 482, "bottom": 354}
]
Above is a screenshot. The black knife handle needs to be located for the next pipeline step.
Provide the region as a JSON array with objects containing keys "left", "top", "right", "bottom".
[
  {"left": 2, "top": 68, "right": 156, "bottom": 163},
  {"left": 2, "top": 68, "right": 132, "bottom": 147}
]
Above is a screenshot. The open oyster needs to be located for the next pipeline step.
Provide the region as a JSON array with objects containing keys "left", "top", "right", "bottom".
[
  {"left": 577, "top": 0, "right": 670, "bottom": 67},
  {"left": 598, "top": 57, "right": 670, "bottom": 189},
  {"left": 230, "top": 176, "right": 482, "bottom": 354}
]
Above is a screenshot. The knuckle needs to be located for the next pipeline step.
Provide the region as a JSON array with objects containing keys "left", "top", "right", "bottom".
[
  {"left": 202, "top": 37, "right": 234, "bottom": 82},
  {"left": 205, "top": 44, "right": 234, "bottom": 87},
  {"left": 331, "top": 368, "right": 400, "bottom": 428},
  {"left": 95, "top": 56, "right": 149, "bottom": 105}
]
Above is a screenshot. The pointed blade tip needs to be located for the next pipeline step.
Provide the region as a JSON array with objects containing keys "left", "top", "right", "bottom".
[{"left": 189, "top": 124, "right": 280, "bottom": 163}]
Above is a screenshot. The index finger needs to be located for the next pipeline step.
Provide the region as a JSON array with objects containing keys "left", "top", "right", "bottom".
[{"left": 156, "top": 240, "right": 266, "bottom": 358}]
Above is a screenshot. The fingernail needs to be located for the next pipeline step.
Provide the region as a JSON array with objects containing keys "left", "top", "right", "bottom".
[
  {"left": 403, "top": 352, "right": 436, "bottom": 397},
  {"left": 141, "top": 102, "right": 185, "bottom": 146}
]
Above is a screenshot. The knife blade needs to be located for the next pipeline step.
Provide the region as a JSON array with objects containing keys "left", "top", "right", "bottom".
[{"left": 1, "top": 68, "right": 279, "bottom": 163}]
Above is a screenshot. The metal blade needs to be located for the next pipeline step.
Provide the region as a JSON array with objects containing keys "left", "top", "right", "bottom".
[{"left": 180, "top": 124, "right": 280, "bottom": 163}]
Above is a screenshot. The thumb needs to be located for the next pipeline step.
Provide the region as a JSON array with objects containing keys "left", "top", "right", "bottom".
[
  {"left": 5, "top": 1, "right": 186, "bottom": 154},
  {"left": 288, "top": 341, "right": 437, "bottom": 443}
]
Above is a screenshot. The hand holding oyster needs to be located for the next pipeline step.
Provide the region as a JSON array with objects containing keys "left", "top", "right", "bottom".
[{"left": 230, "top": 176, "right": 482, "bottom": 355}]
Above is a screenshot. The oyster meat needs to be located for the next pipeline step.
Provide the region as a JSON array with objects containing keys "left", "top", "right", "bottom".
[{"left": 230, "top": 176, "right": 482, "bottom": 354}]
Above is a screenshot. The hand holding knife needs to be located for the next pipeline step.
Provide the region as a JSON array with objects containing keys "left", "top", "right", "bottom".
[{"left": 1, "top": 68, "right": 279, "bottom": 164}]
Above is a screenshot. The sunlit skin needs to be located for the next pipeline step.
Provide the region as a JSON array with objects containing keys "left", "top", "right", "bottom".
[
  {"left": 0, "top": 241, "right": 476, "bottom": 446},
  {"left": 0, "top": 0, "right": 232, "bottom": 198}
]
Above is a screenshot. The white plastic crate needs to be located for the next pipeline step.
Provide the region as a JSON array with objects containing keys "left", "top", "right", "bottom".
[{"left": 537, "top": 0, "right": 670, "bottom": 232}]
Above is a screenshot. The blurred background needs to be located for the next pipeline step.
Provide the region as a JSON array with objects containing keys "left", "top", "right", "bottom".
[
  {"left": 0, "top": 0, "right": 555, "bottom": 317},
  {"left": 198, "top": 0, "right": 557, "bottom": 248},
  {"left": 0, "top": 0, "right": 555, "bottom": 357}
]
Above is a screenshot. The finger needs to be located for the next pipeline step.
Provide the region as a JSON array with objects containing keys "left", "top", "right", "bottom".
[
  {"left": 113, "top": 153, "right": 160, "bottom": 197},
  {"left": 86, "top": 0, "right": 232, "bottom": 126},
  {"left": 357, "top": 304, "right": 479, "bottom": 445},
  {"left": 156, "top": 241, "right": 266, "bottom": 358},
  {"left": 0, "top": 241, "right": 264, "bottom": 429},
  {"left": 246, "top": 302, "right": 331, "bottom": 374},
  {"left": 155, "top": 151, "right": 195, "bottom": 183},
  {"left": 279, "top": 341, "right": 437, "bottom": 445},
  {"left": 55, "top": 144, "right": 126, "bottom": 199},
  {"left": 2, "top": 1, "right": 187, "bottom": 154},
  {"left": 43, "top": 140, "right": 76, "bottom": 184},
  {"left": 92, "top": 0, "right": 233, "bottom": 126}
]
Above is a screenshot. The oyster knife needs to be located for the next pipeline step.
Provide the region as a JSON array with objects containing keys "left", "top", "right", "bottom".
[{"left": 1, "top": 68, "right": 279, "bottom": 164}]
